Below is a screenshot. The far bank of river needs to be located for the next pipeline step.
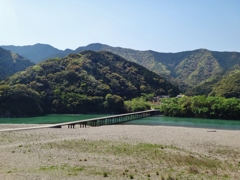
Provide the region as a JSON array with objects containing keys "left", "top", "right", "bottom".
[
  {"left": 124, "top": 115, "right": 240, "bottom": 130},
  {"left": 0, "top": 114, "right": 240, "bottom": 130}
]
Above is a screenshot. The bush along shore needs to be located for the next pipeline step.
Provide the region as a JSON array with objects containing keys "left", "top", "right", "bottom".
[{"left": 159, "top": 95, "right": 240, "bottom": 120}]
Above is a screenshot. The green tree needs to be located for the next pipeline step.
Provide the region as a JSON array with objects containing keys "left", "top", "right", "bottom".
[
  {"left": 104, "top": 94, "right": 125, "bottom": 113},
  {"left": 190, "top": 96, "right": 209, "bottom": 118},
  {"left": 0, "top": 84, "right": 42, "bottom": 117},
  {"left": 124, "top": 97, "right": 150, "bottom": 112},
  {"left": 221, "top": 98, "right": 240, "bottom": 119},
  {"left": 207, "top": 96, "right": 225, "bottom": 118}
]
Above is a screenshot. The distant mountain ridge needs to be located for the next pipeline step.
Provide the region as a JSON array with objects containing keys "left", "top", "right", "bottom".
[
  {"left": 2, "top": 43, "right": 240, "bottom": 96},
  {"left": 1, "top": 43, "right": 70, "bottom": 63},
  {"left": 0, "top": 47, "right": 34, "bottom": 80}
]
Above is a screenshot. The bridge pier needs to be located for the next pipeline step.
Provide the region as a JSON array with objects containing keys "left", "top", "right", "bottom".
[
  {"left": 68, "top": 124, "right": 75, "bottom": 129},
  {"left": 79, "top": 122, "right": 87, "bottom": 128}
]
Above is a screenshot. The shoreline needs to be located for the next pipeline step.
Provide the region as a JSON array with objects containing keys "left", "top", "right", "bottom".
[
  {"left": 1, "top": 121, "right": 240, "bottom": 131},
  {"left": 1, "top": 123, "right": 240, "bottom": 148}
]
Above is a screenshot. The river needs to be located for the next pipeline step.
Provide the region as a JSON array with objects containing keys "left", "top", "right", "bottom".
[
  {"left": 123, "top": 115, "right": 240, "bottom": 130},
  {"left": 0, "top": 114, "right": 109, "bottom": 124},
  {"left": 0, "top": 114, "right": 240, "bottom": 130}
]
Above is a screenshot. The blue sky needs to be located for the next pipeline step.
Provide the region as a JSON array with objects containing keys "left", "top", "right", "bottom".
[{"left": 0, "top": 0, "right": 240, "bottom": 52}]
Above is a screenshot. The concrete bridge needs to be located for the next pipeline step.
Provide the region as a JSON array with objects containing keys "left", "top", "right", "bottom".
[
  {"left": 63, "top": 109, "right": 160, "bottom": 128},
  {"left": 0, "top": 110, "right": 160, "bottom": 132}
]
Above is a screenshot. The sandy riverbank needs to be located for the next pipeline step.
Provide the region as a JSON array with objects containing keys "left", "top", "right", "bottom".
[{"left": 0, "top": 124, "right": 239, "bottom": 179}]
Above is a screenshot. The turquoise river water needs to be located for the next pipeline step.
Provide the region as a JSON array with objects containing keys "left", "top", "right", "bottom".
[
  {"left": 0, "top": 114, "right": 240, "bottom": 130},
  {"left": 0, "top": 114, "right": 108, "bottom": 124},
  {"left": 123, "top": 115, "right": 240, "bottom": 130}
]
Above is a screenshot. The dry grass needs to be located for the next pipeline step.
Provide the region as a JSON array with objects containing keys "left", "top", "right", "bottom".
[
  {"left": 0, "top": 136, "right": 239, "bottom": 179},
  {"left": 0, "top": 125, "right": 240, "bottom": 179}
]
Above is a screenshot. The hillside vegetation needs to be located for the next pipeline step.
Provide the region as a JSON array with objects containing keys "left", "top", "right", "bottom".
[
  {"left": 0, "top": 51, "right": 179, "bottom": 117},
  {"left": 3, "top": 43, "right": 240, "bottom": 96},
  {"left": 77, "top": 46, "right": 240, "bottom": 96},
  {"left": 209, "top": 71, "right": 240, "bottom": 98},
  {"left": 0, "top": 47, "right": 34, "bottom": 81},
  {"left": 78, "top": 45, "right": 240, "bottom": 97}
]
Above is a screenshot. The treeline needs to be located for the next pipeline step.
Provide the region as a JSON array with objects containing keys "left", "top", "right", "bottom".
[
  {"left": 160, "top": 96, "right": 240, "bottom": 120},
  {"left": 0, "top": 84, "right": 151, "bottom": 117}
]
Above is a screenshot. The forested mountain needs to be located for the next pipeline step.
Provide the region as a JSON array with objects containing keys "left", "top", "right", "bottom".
[
  {"left": 74, "top": 45, "right": 240, "bottom": 94},
  {"left": 1, "top": 43, "right": 70, "bottom": 63},
  {"left": 0, "top": 51, "right": 179, "bottom": 117},
  {"left": 0, "top": 47, "right": 34, "bottom": 80},
  {"left": 2, "top": 43, "right": 240, "bottom": 96},
  {"left": 209, "top": 71, "right": 240, "bottom": 98}
]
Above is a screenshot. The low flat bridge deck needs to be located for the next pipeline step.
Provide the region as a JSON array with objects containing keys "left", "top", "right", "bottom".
[{"left": 0, "top": 110, "right": 160, "bottom": 132}]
